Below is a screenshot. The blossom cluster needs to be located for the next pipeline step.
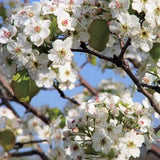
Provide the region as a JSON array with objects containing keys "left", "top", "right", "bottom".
[
  {"left": 0, "top": 106, "right": 66, "bottom": 160},
  {"left": 64, "top": 90, "right": 158, "bottom": 160},
  {"left": 0, "top": 0, "right": 160, "bottom": 160}
]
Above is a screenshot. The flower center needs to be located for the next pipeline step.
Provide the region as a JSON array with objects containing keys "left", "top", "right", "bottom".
[
  {"left": 4, "top": 31, "right": 11, "bottom": 38},
  {"left": 61, "top": 20, "right": 68, "bottom": 26},
  {"left": 59, "top": 49, "right": 66, "bottom": 58},
  {"left": 155, "top": 7, "right": 160, "bottom": 15},
  {"left": 141, "top": 30, "right": 148, "bottom": 38},
  {"left": 19, "top": 10, "right": 26, "bottom": 15},
  {"left": 50, "top": 6, "right": 55, "bottom": 11},
  {"left": 127, "top": 141, "right": 135, "bottom": 148},
  {"left": 122, "top": 25, "right": 128, "bottom": 31},
  {"left": 115, "top": 1, "right": 122, "bottom": 9},
  {"left": 65, "top": 70, "right": 70, "bottom": 76},
  {"left": 33, "top": 122, "right": 38, "bottom": 127},
  {"left": 32, "top": 61, "right": 39, "bottom": 69},
  {"left": 69, "top": 0, "right": 74, "bottom": 5},
  {"left": 73, "top": 144, "right": 79, "bottom": 151},
  {"left": 107, "top": 126, "right": 113, "bottom": 133},
  {"left": 101, "top": 138, "right": 106, "bottom": 145},
  {"left": 28, "top": 12, "right": 34, "bottom": 17},
  {"left": 56, "top": 134, "right": 61, "bottom": 139},
  {"left": 14, "top": 47, "right": 21, "bottom": 54},
  {"left": 140, "top": 120, "right": 144, "bottom": 125},
  {"left": 142, "top": 77, "right": 149, "bottom": 83},
  {"left": 34, "top": 26, "right": 41, "bottom": 33}
]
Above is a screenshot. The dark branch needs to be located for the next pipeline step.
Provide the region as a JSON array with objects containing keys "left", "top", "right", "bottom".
[
  {"left": 79, "top": 74, "right": 98, "bottom": 96},
  {"left": 127, "top": 58, "right": 140, "bottom": 68},
  {"left": 72, "top": 42, "right": 115, "bottom": 63},
  {"left": 14, "top": 140, "right": 48, "bottom": 149},
  {"left": 72, "top": 40, "right": 160, "bottom": 114},
  {"left": 53, "top": 84, "right": 80, "bottom": 105},
  {"left": 24, "top": 0, "right": 29, "bottom": 3},
  {"left": 0, "top": 91, "right": 20, "bottom": 118},
  {"left": 141, "top": 83, "right": 160, "bottom": 93},
  {"left": 0, "top": 75, "right": 50, "bottom": 124},
  {"left": 10, "top": 150, "right": 51, "bottom": 160},
  {"left": 148, "top": 144, "right": 160, "bottom": 158},
  {"left": 154, "top": 125, "right": 160, "bottom": 133},
  {"left": 119, "top": 38, "right": 131, "bottom": 63}
]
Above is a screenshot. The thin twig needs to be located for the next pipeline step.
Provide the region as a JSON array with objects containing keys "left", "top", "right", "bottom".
[
  {"left": 127, "top": 58, "right": 140, "bottom": 68},
  {"left": 17, "top": 100, "right": 50, "bottom": 124},
  {"left": 24, "top": 0, "right": 29, "bottom": 3},
  {"left": 54, "top": 84, "right": 80, "bottom": 105},
  {"left": 79, "top": 74, "right": 98, "bottom": 96},
  {"left": 0, "top": 91, "right": 20, "bottom": 118},
  {"left": 80, "top": 60, "right": 89, "bottom": 70}
]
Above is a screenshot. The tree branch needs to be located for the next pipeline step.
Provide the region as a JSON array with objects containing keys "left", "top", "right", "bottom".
[
  {"left": 120, "top": 61, "right": 160, "bottom": 113},
  {"left": 72, "top": 41, "right": 160, "bottom": 114},
  {"left": 154, "top": 125, "right": 160, "bottom": 133},
  {"left": 10, "top": 150, "right": 51, "bottom": 160},
  {"left": 24, "top": 0, "right": 29, "bottom": 3},
  {"left": 0, "top": 91, "right": 20, "bottom": 118},
  {"left": 53, "top": 84, "right": 80, "bottom": 105},
  {"left": 148, "top": 144, "right": 160, "bottom": 158},
  {"left": 79, "top": 74, "right": 98, "bottom": 96},
  {"left": 14, "top": 140, "right": 48, "bottom": 149},
  {"left": 71, "top": 42, "right": 115, "bottom": 63},
  {"left": 119, "top": 38, "right": 131, "bottom": 64},
  {"left": 141, "top": 83, "right": 160, "bottom": 94},
  {"left": 0, "top": 75, "right": 50, "bottom": 124}
]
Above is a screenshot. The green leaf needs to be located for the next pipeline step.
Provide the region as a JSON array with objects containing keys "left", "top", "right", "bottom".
[
  {"left": 88, "top": 19, "right": 110, "bottom": 52},
  {"left": 149, "top": 43, "right": 160, "bottom": 61},
  {"left": 11, "top": 69, "right": 40, "bottom": 102},
  {"left": 157, "top": 130, "right": 160, "bottom": 137},
  {"left": 0, "top": 4, "right": 6, "bottom": 22},
  {"left": 0, "top": 130, "right": 15, "bottom": 152},
  {"left": 49, "top": 16, "right": 58, "bottom": 40},
  {"left": 45, "top": 107, "right": 65, "bottom": 128},
  {"left": 46, "top": 107, "right": 62, "bottom": 120},
  {"left": 88, "top": 55, "right": 97, "bottom": 65}
]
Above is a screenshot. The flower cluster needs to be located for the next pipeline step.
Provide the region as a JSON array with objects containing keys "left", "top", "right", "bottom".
[
  {"left": 64, "top": 91, "right": 157, "bottom": 160},
  {"left": 0, "top": 0, "right": 82, "bottom": 90},
  {"left": 0, "top": 0, "right": 160, "bottom": 160},
  {"left": 0, "top": 106, "right": 66, "bottom": 160},
  {"left": 1, "top": 0, "right": 160, "bottom": 90}
]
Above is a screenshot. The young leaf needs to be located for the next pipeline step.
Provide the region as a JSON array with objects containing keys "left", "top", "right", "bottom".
[
  {"left": 0, "top": 130, "right": 15, "bottom": 152},
  {"left": 11, "top": 69, "right": 40, "bottom": 102},
  {"left": 149, "top": 43, "right": 160, "bottom": 61},
  {"left": 88, "top": 19, "right": 110, "bottom": 52},
  {"left": 88, "top": 55, "right": 97, "bottom": 65},
  {"left": 157, "top": 130, "right": 160, "bottom": 137},
  {"left": 0, "top": 4, "right": 6, "bottom": 23},
  {"left": 49, "top": 16, "right": 58, "bottom": 40}
]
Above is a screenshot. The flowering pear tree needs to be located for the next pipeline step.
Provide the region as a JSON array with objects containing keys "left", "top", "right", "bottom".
[{"left": 0, "top": 0, "right": 160, "bottom": 160}]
